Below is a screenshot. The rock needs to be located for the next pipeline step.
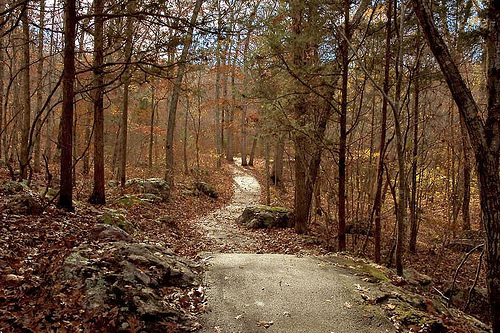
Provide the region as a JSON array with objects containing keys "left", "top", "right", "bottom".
[
  {"left": 237, "top": 205, "right": 294, "bottom": 228},
  {"left": 404, "top": 268, "right": 432, "bottom": 288},
  {"left": 1, "top": 180, "right": 28, "bottom": 194},
  {"left": 58, "top": 242, "right": 200, "bottom": 331},
  {"left": 156, "top": 216, "right": 177, "bottom": 228},
  {"left": 108, "top": 179, "right": 118, "bottom": 187},
  {"left": 125, "top": 178, "right": 169, "bottom": 201},
  {"left": 91, "top": 223, "right": 135, "bottom": 243},
  {"left": 98, "top": 208, "right": 135, "bottom": 234},
  {"left": 4, "top": 193, "right": 44, "bottom": 215},
  {"left": 194, "top": 181, "right": 218, "bottom": 198},
  {"left": 446, "top": 239, "right": 481, "bottom": 252}
]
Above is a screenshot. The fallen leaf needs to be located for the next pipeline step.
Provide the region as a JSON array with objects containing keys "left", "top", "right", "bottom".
[
  {"left": 344, "top": 302, "right": 352, "bottom": 309},
  {"left": 257, "top": 320, "right": 274, "bottom": 328}
]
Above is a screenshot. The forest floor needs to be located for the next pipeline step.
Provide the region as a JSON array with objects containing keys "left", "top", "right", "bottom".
[{"left": 0, "top": 158, "right": 492, "bottom": 332}]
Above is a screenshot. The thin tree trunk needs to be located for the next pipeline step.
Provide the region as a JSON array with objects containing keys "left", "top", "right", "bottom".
[
  {"left": 226, "top": 33, "right": 240, "bottom": 162},
  {"left": 215, "top": 38, "right": 222, "bottom": 168},
  {"left": 265, "top": 137, "right": 270, "bottom": 205},
  {"left": 338, "top": 0, "right": 350, "bottom": 251},
  {"left": 148, "top": 85, "right": 155, "bottom": 173},
  {"left": 44, "top": 0, "right": 57, "bottom": 164},
  {"left": 20, "top": 6, "right": 31, "bottom": 180},
  {"left": 459, "top": 113, "right": 472, "bottom": 230},
  {"left": 118, "top": 0, "right": 135, "bottom": 186},
  {"left": 0, "top": 0, "right": 4, "bottom": 160},
  {"left": 164, "top": 0, "right": 203, "bottom": 186},
  {"left": 394, "top": 0, "right": 406, "bottom": 276},
  {"left": 89, "top": 0, "right": 106, "bottom": 205},
  {"left": 183, "top": 95, "right": 189, "bottom": 174},
  {"left": 409, "top": 54, "right": 420, "bottom": 253},
  {"left": 59, "top": 0, "right": 76, "bottom": 210},
  {"left": 34, "top": 0, "right": 45, "bottom": 172}
]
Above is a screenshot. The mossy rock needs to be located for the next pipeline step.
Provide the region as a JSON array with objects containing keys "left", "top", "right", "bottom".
[
  {"left": 2, "top": 180, "right": 28, "bottom": 194},
  {"left": 99, "top": 208, "right": 135, "bottom": 234},
  {"left": 194, "top": 181, "right": 218, "bottom": 198},
  {"left": 58, "top": 242, "right": 200, "bottom": 332},
  {"left": 237, "top": 205, "right": 294, "bottom": 228},
  {"left": 4, "top": 193, "right": 44, "bottom": 215},
  {"left": 156, "top": 216, "right": 177, "bottom": 228},
  {"left": 125, "top": 178, "right": 169, "bottom": 201}
]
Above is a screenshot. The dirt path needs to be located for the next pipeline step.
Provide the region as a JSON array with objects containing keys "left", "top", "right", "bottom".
[
  {"left": 196, "top": 162, "right": 395, "bottom": 332},
  {"left": 196, "top": 160, "right": 261, "bottom": 251}
]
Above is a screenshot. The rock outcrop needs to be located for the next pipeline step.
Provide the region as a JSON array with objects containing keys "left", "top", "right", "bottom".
[{"left": 237, "top": 205, "right": 294, "bottom": 228}]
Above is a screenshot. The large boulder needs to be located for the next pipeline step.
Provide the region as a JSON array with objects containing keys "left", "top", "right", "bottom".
[
  {"left": 58, "top": 242, "right": 201, "bottom": 332},
  {"left": 91, "top": 223, "right": 135, "bottom": 243},
  {"left": 237, "top": 205, "right": 294, "bottom": 228},
  {"left": 125, "top": 178, "right": 169, "bottom": 201},
  {"left": 1, "top": 180, "right": 28, "bottom": 194}
]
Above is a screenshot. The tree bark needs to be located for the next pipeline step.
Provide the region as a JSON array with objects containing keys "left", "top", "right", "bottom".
[
  {"left": 34, "top": 0, "right": 45, "bottom": 173},
  {"left": 459, "top": 113, "right": 472, "bottom": 230},
  {"left": 409, "top": 54, "right": 420, "bottom": 253},
  {"left": 59, "top": 0, "right": 76, "bottom": 210},
  {"left": 164, "top": 0, "right": 203, "bottom": 185},
  {"left": 88, "top": 0, "right": 106, "bottom": 205},
  {"left": 338, "top": 0, "right": 350, "bottom": 252},
  {"left": 215, "top": 37, "right": 222, "bottom": 168},
  {"left": 118, "top": 0, "right": 135, "bottom": 186},
  {"left": 373, "top": 0, "right": 392, "bottom": 263},
  {"left": 412, "top": 0, "right": 500, "bottom": 330},
  {"left": 393, "top": 0, "right": 406, "bottom": 276},
  {"left": 271, "top": 136, "right": 284, "bottom": 185},
  {"left": 148, "top": 85, "right": 155, "bottom": 173},
  {"left": 20, "top": 6, "right": 31, "bottom": 180}
]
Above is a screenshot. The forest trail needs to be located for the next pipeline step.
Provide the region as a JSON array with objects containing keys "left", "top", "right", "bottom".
[
  {"left": 196, "top": 159, "right": 261, "bottom": 251},
  {"left": 196, "top": 162, "right": 395, "bottom": 332}
]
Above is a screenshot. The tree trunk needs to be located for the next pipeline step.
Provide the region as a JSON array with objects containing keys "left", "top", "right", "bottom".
[
  {"left": 373, "top": 0, "right": 391, "bottom": 263},
  {"left": 148, "top": 85, "right": 155, "bottom": 173},
  {"left": 412, "top": 0, "right": 500, "bottom": 329},
  {"left": 265, "top": 137, "right": 270, "bottom": 205},
  {"left": 0, "top": 0, "right": 4, "bottom": 160},
  {"left": 215, "top": 38, "right": 222, "bottom": 168},
  {"left": 183, "top": 95, "right": 189, "bottom": 174},
  {"left": 394, "top": 0, "right": 406, "bottom": 276},
  {"left": 409, "top": 54, "right": 420, "bottom": 253},
  {"left": 59, "top": 0, "right": 76, "bottom": 210},
  {"left": 227, "top": 34, "right": 240, "bottom": 162},
  {"left": 271, "top": 136, "right": 284, "bottom": 185},
  {"left": 44, "top": 0, "right": 58, "bottom": 164},
  {"left": 164, "top": 0, "right": 203, "bottom": 186},
  {"left": 34, "top": 0, "right": 45, "bottom": 173},
  {"left": 459, "top": 113, "right": 472, "bottom": 230},
  {"left": 248, "top": 133, "right": 257, "bottom": 166},
  {"left": 118, "top": 0, "right": 135, "bottom": 186},
  {"left": 89, "top": 0, "right": 106, "bottom": 205},
  {"left": 338, "top": 0, "right": 350, "bottom": 252},
  {"left": 20, "top": 6, "right": 31, "bottom": 180}
]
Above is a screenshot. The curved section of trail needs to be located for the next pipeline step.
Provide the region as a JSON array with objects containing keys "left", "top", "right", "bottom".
[
  {"left": 196, "top": 161, "right": 261, "bottom": 250},
  {"left": 197, "top": 162, "right": 395, "bottom": 332}
]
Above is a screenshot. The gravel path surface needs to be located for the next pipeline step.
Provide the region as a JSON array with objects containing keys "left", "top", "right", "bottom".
[{"left": 197, "top": 162, "right": 394, "bottom": 332}]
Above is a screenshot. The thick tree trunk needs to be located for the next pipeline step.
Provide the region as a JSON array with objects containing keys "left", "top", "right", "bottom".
[
  {"left": 271, "top": 136, "right": 284, "bottom": 185},
  {"left": 59, "top": 0, "right": 76, "bottom": 210},
  {"left": 248, "top": 133, "right": 257, "bottom": 166},
  {"left": 164, "top": 0, "right": 203, "bottom": 185},
  {"left": 20, "top": 7, "right": 31, "bottom": 180},
  {"left": 88, "top": 0, "right": 106, "bottom": 205},
  {"left": 412, "top": 0, "right": 500, "bottom": 330}
]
